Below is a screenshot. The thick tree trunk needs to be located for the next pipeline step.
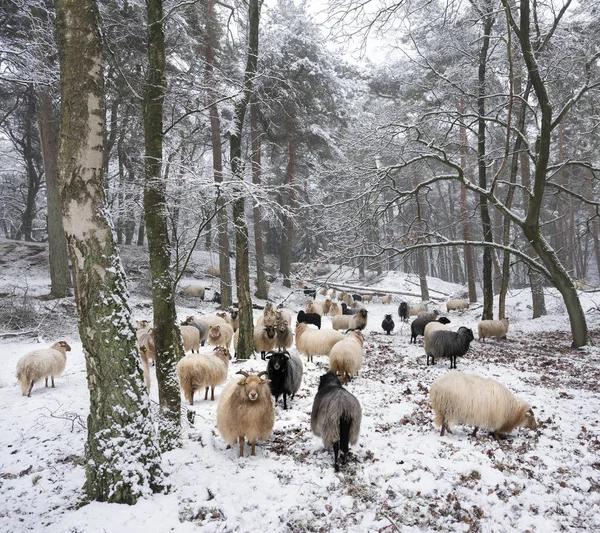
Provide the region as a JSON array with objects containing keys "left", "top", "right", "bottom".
[
  {"left": 55, "top": 0, "right": 164, "bottom": 503},
  {"left": 144, "top": 0, "right": 183, "bottom": 449},
  {"left": 280, "top": 128, "right": 295, "bottom": 289},
  {"left": 37, "top": 90, "right": 71, "bottom": 297}
]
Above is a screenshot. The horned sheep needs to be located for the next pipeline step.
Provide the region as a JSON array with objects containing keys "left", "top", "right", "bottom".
[
  {"left": 216, "top": 371, "right": 275, "bottom": 457},
  {"left": 16, "top": 341, "right": 71, "bottom": 397},
  {"left": 478, "top": 318, "right": 509, "bottom": 342},
  {"left": 176, "top": 346, "right": 231, "bottom": 404},
  {"left": 329, "top": 330, "right": 364, "bottom": 383},
  {"left": 430, "top": 371, "right": 537, "bottom": 438},
  {"left": 295, "top": 322, "right": 344, "bottom": 363}
]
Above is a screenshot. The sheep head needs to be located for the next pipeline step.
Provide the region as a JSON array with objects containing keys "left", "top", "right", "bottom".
[
  {"left": 236, "top": 370, "right": 270, "bottom": 401},
  {"left": 264, "top": 325, "right": 276, "bottom": 339},
  {"left": 265, "top": 350, "right": 290, "bottom": 371},
  {"left": 52, "top": 341, "right": 72, "bottom": 353},
  {"left": 438, "top": 317, "right": 451, "bottom": 325},
  {"left": 209, "top": 325, "right": 222, "bottom": 338},
  {"left": 230, "top": 309, "right": 239, "bottom": 320},
  {"left": 213, "top": 346, "right": 232, "bottom": 361},
  {"left": 522, "top": 408, "right": 537, "bottom": 430}
]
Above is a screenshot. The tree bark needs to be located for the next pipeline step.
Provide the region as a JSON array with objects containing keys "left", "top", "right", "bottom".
[
  {"left": 280, "top": 127, "right": 295, "bottom": 289},
  {"left": 37, "top": 90, "right": 72, "bottom": 297},
  {"left": 55, "top": 0, "right": 164, "bottom": 503},
  {"left": 144, "top": 0, "right": 183, "bottom": 448}
]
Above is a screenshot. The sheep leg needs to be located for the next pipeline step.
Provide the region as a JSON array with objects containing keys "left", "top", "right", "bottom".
[
  {"left": 250, "top": 440, "right": 256, "bottom": 456},
  {"left": 204, "top": 387, "right": 209, "bottom": 400},
  {"left": 201, "top": 341, "right": 205, "bottom": 347},
  {"left": 471, "top": 427, "right": 478, "bottom": 438},
  {"left": 27, "top": 380, "right": 34, "bottom": 397},
  {"left": 283, "top": 393, "right": 288, "bottom": 410},
  {"left": 239, "top": 438, "right": 244, "bottom": 457},
  {"left": 45, "top": 377, "right": 49, "bottom": 387},
  {"left": 210, "top": 387, "right": 215, "bottom": 401},
  {"left": 333, "top": 441, "right": 340, "bottom": 472},
  {"left": 51, "top": 376, "right": 55, "bottom": 388}
]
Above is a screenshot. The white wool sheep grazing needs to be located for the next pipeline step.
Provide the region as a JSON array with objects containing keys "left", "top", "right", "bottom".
[
  {"left": 381, "top": 294, "right": 393, "bottom": 304},
  {"left": 305, "top": 300, "right": 324, "bottom": 317},
  {"left": 329, "top": 330, "right": 364, "bottom": 383},
  {"left": 446, "top": 299, "right": 469, "bottom": 312},
  {"left": 295, "top": 322, "right": 344, "bottom": 363},
  {"left": 208, "top": 323, "right": 234, "bottom": 349},
  {"left": 254, "top": 325, "right": 277, "bottom": 360},
  {"left": 478, "top": 318, "right": 510, "bottom": 342},
  {"left": 216, "top": 371, "right": 275, "bottom": 457},
  {"left": 429, "top": 371, "right": 537, "bottom": 438},
  {"left": 329, "top": 302, "right": 342, "bottom": 317},
  {"left": 16, "top": 341, "right": 71, "bottom": 397},
  {"left": 409, "top": 302, "right": 427, "bottom": 316},
  {"left": 331, "top": 309, "right": 368, "bottom": 331},
  {"left": 180, "top": 325, "right": 200, "bottom": 353},
  {"left": 423, "top": 321, "right": 451, "bottom": 359},
  {"left": 181, "top": 284, "right": 205, "bottom": 299},
  {"left": 176, "top": 346, "right": 231, "bottom": 404}
]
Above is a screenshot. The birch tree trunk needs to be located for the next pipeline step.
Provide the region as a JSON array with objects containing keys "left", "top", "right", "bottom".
[{"left": 55, "top": 0, "right": 164, "bottom": 503}]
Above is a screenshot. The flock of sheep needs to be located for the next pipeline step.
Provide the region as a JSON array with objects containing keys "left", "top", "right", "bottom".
[{"left": 14, "top": 285, "right": 536, "bottom": 472}]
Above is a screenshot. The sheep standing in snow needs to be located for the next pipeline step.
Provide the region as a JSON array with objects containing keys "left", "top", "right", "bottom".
[
  {"left": 275, "top": 315, "right": 294, "bottom": 351},
  {"left": 427, "top": 326, "right": 474, "bottom": 369},
  {"left": 181, "top": 284, "right": 205, "bottom": 300},
  {"left": 322, "top": 299, "right": 332, "bottom": 315},
  {"left": 254, "top": 324, "right": 277, "bottom": 360},
  {"left": 265, "top": 350, "right": 303, "bottom": 409},
  {"left": 410, "top": 316, "right": 451, "bottom": 344},
  {"left": 305, "top": 299, "right": 324, "bottom": 316},
  {"left": 381, "top": 294, "right": 393, "bottom": 304},
  {"left": 409, "top": 302, "right": 428, "bottom": 316},
  {"left": 217, "top": 310, "right": 239, "bottom": 332},
  {"left": 256, "top": 303, "right": 277, "bottom": 328},
  {"left": 382, "top": 314, "right": 395, "bottom": 334},
  {"left": 423, "top": 321, "right": 451, "bottom": 362},
  {"left": 296, "top": 310, "right": 322, "bottom": 330},
  {"left": 16, "top": 341, "right": 71, "bottom": 397},
  {"left": 429, "top": 371, "right": 537, "bottom": 438},
  {"left": 176, "top": 346, "right": 231, "bottom": 404},
  {"left": 311, "top": 371, "right": 362, "bottom": 472},
  {"left": 329, "top": 330, "right": 363, "bottom": 383},
  {"left": 216, "top": 371, "right": 275, "bottom": 457},
  {"left": 477, "top": 318, "right": 509, "bottom": 342},
  {"left": 446, "top": 299, "right": 469, "bottom": 312},
  {"left": 398, "top": 302, "right": 409, "bottom": 322},
  {"left": 418, "top": 310, "right": 439, "bottom": 321},
  {"left": 329, "top": 302, "right": 342, "bottom": 317},
  {"left": 208, "top": 323, "right": 234, "bottom": 349},
  {"left": 342, "top": 293, "right": 354, "bottom": 306},
  {"left": 362, "top": 295, "right": 373, "bottom": 303},
  {"left": 180, "top": 325, "right": 200, "bottom": 353},
  {"left": 295, "top": 322, "right": 344, "bottom": 363},
  {"left": 180, "top": 317, "right": 208, "bottom": 346},
  {"left": 332, "top": 308, "right": 368, "bottom": 331}
]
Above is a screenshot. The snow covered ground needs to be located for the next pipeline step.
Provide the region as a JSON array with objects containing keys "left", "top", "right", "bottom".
[{"left": 1, "top": 240, "right": 600, "bottom": 532}]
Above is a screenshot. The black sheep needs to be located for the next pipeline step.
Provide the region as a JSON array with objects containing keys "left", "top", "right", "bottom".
[
  {"left": 427, "top": 327, "right": 474, "bottom": 369},
  {"left": 303, "top": 288, "right": 317, "bottom": 299},
  {"left": 352, "top": 294, "right": 363, "bottom": 302},
  {"left": 410, "top": 316, "right": 451, "bottom": 344},
  {"left": 265, "top": 350, "right": 303, "bottom": 410},
  {"left": 296, "top": 310, "right": 322, "bottom": 329},
  {"left": 382, "top": 314, "right": 395, "bottom": 334},
  {"left": 398, "top": 302, "right": 409, "bottom": 322}
]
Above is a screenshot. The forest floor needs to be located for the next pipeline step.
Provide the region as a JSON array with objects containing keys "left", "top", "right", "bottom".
[{"left": 0, "top": 239, "right": 599, "bottom": 532}]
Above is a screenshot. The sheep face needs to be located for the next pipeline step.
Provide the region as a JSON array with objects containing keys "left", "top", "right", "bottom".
[
  {"left": 438, "top": 317, "right": 451, "bottom": 325},
  {"left": 213, "top": 346, "right": 232, "bottom": 361},
  {"left": 54, "top": 341, "right": 72, "bottom": 353},
  {"left": 209, "top": 325, "right": 222, "bottom": 339},
  {"left": 264, "top": 325, "right": 276, "bottom": 339},
  {"left": 237, "top": 373, "right": 270, "bottom": 401},
  {"left": 523, "top": 408, "right": 537, "bottom": 430},
  {"left": 265, "top": 351, "right": 289, "bottom": 371},
  {"left": 230, "top": 310, "right": 239, "bottom": 320},
  {"left": 277, "top": 319, "right": 289, "bottom": 333}
]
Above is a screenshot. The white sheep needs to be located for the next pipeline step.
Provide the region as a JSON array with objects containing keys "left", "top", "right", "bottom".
[
  {"left": 181, "top": 284, "right": 205, "bottom": 299},
  {"left": 16, "top": 341, "right": 71, "bottom": 397},
  {"left": 217, "top": 310, "right": 239, "bottom": 332},
  {"left": 185, "top": 314, "right": 227, "bottom": 329},
  {"left": 329, "top": 330, "right": 363, "bottom": 383},
  {"left": 208, "top": 323, "right": 234, "bottom": 349},
  {"left": 381, "top": 294, "right": 393, "bottom": 304},
  {"left": 446, "top": 299, "right": 469, "bottom": 312},
  {"left": 362, "top": 295, "right": 373, "bottom": 303},
  {"left": 176, "top": 346, "right": 231, "bottom": 404},
  {"left": 342, "top": 294, "right": 354, "bottom": 306},
  {"left": 216, "top": 371, "right": 275, "bottom": 457},
  {"left": 331, "top": 309, "right": 368, "bottom": 331},
  {"left": 477, "top": 318, "right": 510, "bottom": 342},
  {"left": 207, "top": 266, "right": 220, "bottom": 277},
  {"left": 409, "top": 302, "right": 427, "bottom": 316},
  {"left": 254, "top": 324, "right": 277, "bottom": 360},
  {"left": 429, "top": 371, "right": 537, "bottom": 438},
  {"left": 328, "top": 288, "right": 337, "bottom": 300},
  {"left": 423, "top": 321, "right": 451, "bottom": 360},
  {"left": 181, "top": 325, "right": 200, "bottom": 353},
  {"left": 295, "top": 322, "right": 344, "bottom": 363},
  {"left": 305, "top": 299, "right": 324, "bottom": 316}
]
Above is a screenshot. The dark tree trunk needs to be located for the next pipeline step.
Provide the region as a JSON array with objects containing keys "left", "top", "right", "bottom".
[{"left": 280, "top": 127, "right": 295, "bottom": 289}]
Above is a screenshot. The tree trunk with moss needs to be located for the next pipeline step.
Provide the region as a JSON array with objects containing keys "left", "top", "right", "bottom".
[
  {"left": 55, "top": 0, "right": 165, "bottom": 503},
  {"left": 143, "top": 0, "right": 184, "bottom": 449}
]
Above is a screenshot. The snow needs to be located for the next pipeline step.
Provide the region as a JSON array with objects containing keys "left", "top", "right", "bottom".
[{"left": 1, "top": 243, "right": 600, "bottom": 532}]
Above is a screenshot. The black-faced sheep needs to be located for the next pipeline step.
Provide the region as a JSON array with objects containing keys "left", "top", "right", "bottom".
[
  {"left": 265, "top": 350, "right": 303, "bottom": 410},
  {"left": 295, "top": 322, "right": 344, "bottom": 363},
  {"left": 477, "top": 318, "right": 509, "bottom": 342},
  {"left": 216, "top": 371, "right": 275, "bottom": 457},
  {"left": 311, "top": 371, "right": 362, "bottom": 472},
  {"left": 426, "top": 326, "right": 474, "bottom": 369},
  {"left": 305, "top": 299, "right": 324, "bottom": 316},
  {"left": 430, "top": 371, "right": 537, "bottom": 438},
  {"left": 381, "top": 294, "right": 393, "bottom": 304},
  {"left": 212, "top": 291, "right": 221, "bottom": 304},
  {"left": 410, "top": 316, "right": 451, "bottom": 344},
  {"left": 16, "top": 341, "right": 71, "bottom": 397},
  {"left": 398, "top": 302, "right": 409, "bottom": 322},
  {"left": 332, "top": 308, "right": 368, "bottom": 331},
  {"left": 423, "top": 321, "right": 451, "bottom": 361},
  {"left": 208, "top": 323, "right": 234, "bottom": 349},
  {"left": 217, "top": 310, "right": 239, "bottom": 332},
  {"left": 181, "top": 284, "right": 205, "bottom": 300},
  {"left": 382, "top": 314, "right": 395, "bottom": 334},
  {"left": 296, "top": 310, "right": 322, "bottom": 330},
  {"left": 176, "top": 346, "right": 231, "bottom": 404},
  {"left": 303, "top": 288, "right": 317, "bottom": 299},
  {"left": 446, "top": 299, "right": 469, "bottom": 312},
  {"left": 254, "top": 324, "right": 277, "bottom": 360},
  {"left": 329, "top": 330, "right": 363, "bottom": 383}
]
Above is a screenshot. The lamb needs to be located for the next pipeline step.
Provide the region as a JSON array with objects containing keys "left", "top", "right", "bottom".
[
  {"left": 176, "top": 346, "right": 231, "bottom": 404},
  {"left": 426, "top": 326, "right": 475, "bottom": 369},
  {"left": 311, "top": 371, "right": 362, "bottom": 472},
  {"left": 181, "top": 284, "right": 205, "bottom": 299},
  {"left": 180, "top": 325, "right": 201, "bottom": 353},
  {"left": 254, "top": 324, "right": 277, "bottom": 360},
  {"left": 16, "top": 341, "right": 71, "bottom": 397},
  {"left": 446, "top": 299, "right": 469, "bottom": 312},
  {"left": 398, "top": 302, "right": 409, "bottom": 322},
  {"left": 410, "top": 316, "right": 451, "bottom": 344},
  {"left": 265, "top": 350, "right": 303, "bottom": 409},
  {"left": 332, "top": 308, "right": 368, "bottom": 331},
  {"left": 180, "top": 317, "right": 208, "bottom": 346},
  {"left": 478, "top": 318, "right": 509, "bottom": 342},
  {"left": 216, "top": 371, "right": 275, "bottom": 457},
  {"left": 429, "top": 371, "right": 537, "bottom": 438},
  {"left": 418, "top": 310, "right": 439, "bottom": 321},
  {"left": 329, "top": 302, "right": 342, "bottom": 317},
  {"left": 409, "top": 302, "right": 427, "bottom": 316},
  {"left": 208, "top": 323, "right": 234, "bottom": 349},
  {"left": 382, "top": 314, "right": 395, "bottom": 334},
  {"left": 329, "top": 330, "right": 363, "bottom": 383},
  {"left": 423, "top": 321, "right": 451, "bottom": 362},
  {"left": 381, "top": 294, "right": 393, "bottom": 304},
  {"left": 296, "top": 310, "right": 322, "bottom": 330},
  {"left": 305, "top": 299, "right": 324, "bottom": 316},
  {"left": 295, "top": 322, "right": 345, "bottom": 362}
]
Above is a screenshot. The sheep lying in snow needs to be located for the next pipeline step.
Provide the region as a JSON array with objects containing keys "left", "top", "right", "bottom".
[
  {"left": 332, "top": 309, "right": 368, "bottom": 331},
  {"left": 426, "top": 326, "right": 474, "bottom": 369},
  {"left": 305, "top": 299, "right": 324, "bottom": 316},
  {"left": 181, "top": 325, "right": 200, "bottom": 353},
  {"left": 311, "top": 371, "right": 362, "bottom": 472},
  {"left": 217, "top": 371, "right": 275, "bottom": 457},
  {"left": 266, "top": 350, "right": 303, "bottom": 410},
  {"left": 208, "top": 323, "right": 234, "bottom": 349},
  {"left": 16, "top": 341, "right": 71, "bottom": 397},
  {"left": 176, "top": 346, "right": 231, "bottom": 404},
  {"left": 329, "top": 330, "right": 363, "bottom": 383},
  {"left": 254, "top": 325, "right": 277, "bottom": 360},
  {"left": 478, "top": 318, "right": 509, "bottom": 342},
  {"left": 430, "top": 371, "right": 537, "bottom": 438},
  {"left": 295, "top": 322, "right": 344, "bottom": 363},
  {"left": 410, "top": 316, "right": 451, "bottom": 344},
  {"left": 181, "top": 284, "right": 205, "bottom": 299},
  {"left": 446, "top": 299, "right": 469, "bottom": 312}
]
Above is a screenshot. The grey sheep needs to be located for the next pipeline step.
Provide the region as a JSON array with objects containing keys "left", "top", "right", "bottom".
[
  {"left": 427, "top": 326, "right": 475, "bottom": 369},
  {"left": 410, "top": 316, "right": 451, "bottom": 344}
]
